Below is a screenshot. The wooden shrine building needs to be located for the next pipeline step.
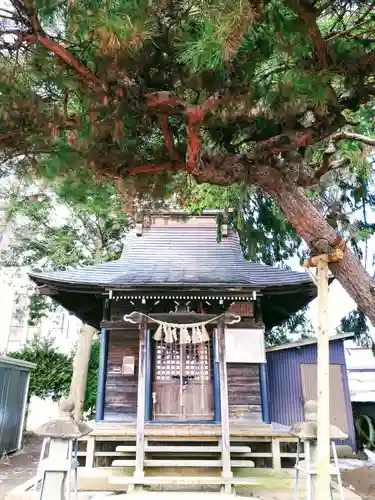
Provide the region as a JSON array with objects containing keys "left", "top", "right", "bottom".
[{"left": 29, "top": 210, "right": 320, "bottom": 489}]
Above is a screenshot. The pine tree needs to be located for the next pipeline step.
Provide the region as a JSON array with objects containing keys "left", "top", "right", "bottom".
[{"left": 0, "top": 1, "right": 374, "bottom": 320}]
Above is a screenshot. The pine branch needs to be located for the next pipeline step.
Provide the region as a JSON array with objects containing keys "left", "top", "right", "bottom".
[
  {"left": 9, "top": 1, "right": 107, "bottom": 93},
  {"left": 355, "top": 1, "right": 375, "bottom": 26},
  {"left": 0, "top": 29, "right": 24, "bottom": 36},
  {"left": 312, "top": 158, "right": 348, "bottom": 182},
  {"left": 0, "top": 8, "right": 16, "bottom": 16},
  {"left": 316, "top": 0, "right": 334, "bottom": 15},
  {"left": 331, "top": 132, "right": 375, "bottom": 147},
  {"left": 326, "top": 17, "right": 375, "bottom": 40},
  {"left": 24, "top": 35, "right": 106, "bottom": 93},
  {"left": 287, "top": 0, "right": 330, "bottom": 69}
]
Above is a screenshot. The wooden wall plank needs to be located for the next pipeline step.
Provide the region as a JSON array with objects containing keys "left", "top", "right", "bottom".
[
  {"left": 104, "top": 328, "right": 139, "bottom": 421},
  {"left": 227, "top": 363, "right": 262, "bottom": 421}
]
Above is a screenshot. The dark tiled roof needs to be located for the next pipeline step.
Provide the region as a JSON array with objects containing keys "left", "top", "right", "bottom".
[{"left": 29, "top": 225, "right": 312, "bottom": 289}]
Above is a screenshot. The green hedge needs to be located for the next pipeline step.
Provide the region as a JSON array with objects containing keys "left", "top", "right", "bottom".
[{"left": 8, "top": 335, "right": 99, "bottom": 418}]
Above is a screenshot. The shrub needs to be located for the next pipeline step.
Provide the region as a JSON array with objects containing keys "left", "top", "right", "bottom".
[
  {"left": 85, "top": 338, "right": 100, "bottom": 418},
  {"left": 8, "top": 335, "right": 100, "bottom": 416},
  {"left": 8, "top": 335, "right": 73, "bottom": 401}
]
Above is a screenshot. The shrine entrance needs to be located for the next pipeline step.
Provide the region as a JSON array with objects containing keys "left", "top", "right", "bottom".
[{"left": 152, "top": 336, "right": 214, "bottom": 422}]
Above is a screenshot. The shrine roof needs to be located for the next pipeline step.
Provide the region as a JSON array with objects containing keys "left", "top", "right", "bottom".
[
  {"left": 29, "top": 223, "right": 313, "bottom": 289},
  {"left": 28, "top": 213, "right": 318, "bottom": 328}
]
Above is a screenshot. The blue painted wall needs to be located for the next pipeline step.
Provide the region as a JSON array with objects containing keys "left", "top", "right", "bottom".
[{"left": 266, "top": 340, "right": 356, "bottom": 449}]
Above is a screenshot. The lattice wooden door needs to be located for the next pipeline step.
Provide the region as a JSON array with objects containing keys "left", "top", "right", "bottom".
[{"left": 152, "top": 338, "right": 214, "bottom": 421}]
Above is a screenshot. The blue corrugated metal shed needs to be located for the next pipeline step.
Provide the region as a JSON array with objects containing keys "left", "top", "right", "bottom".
[
  {"left": 0, "top": 357, "right": 35, "bottom": 454},
  {"left": 266, "top": 334, "right": 356, "bottom": 449}
]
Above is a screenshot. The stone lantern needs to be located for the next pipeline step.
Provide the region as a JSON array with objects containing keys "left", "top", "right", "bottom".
[
  {"left": 34, "top": 399, "right": 92, "bottom": 500},
  {"left": 289, "top": 400, "right": 347, "bottom": 500}
]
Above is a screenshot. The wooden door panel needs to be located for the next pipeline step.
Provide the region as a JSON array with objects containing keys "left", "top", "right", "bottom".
[
  {"left": 301, "top": 364, "right": 348, "bottom": 433},
  {"left": 152, "top": 339, "right": 214, "bottom": 421},
  {"left": 153, "top": 381, "right": 181, "bottom": 420},
  {"left": 183, "top": 381, "right": 214, "bottom": 421}
]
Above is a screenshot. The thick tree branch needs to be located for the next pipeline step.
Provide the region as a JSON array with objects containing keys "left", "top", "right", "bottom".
[
  {"left": 251, "top": 166, "right": 375, "bottom": 325},
  {"left": 252, "top": 127, "right": 331, "bottom": 156},
  {"left": 126, "top": 163, "right": 187, "bottom": 176},
  {"left": 146, "top": 90, "right": 230, "bottom": 170},
  {"left": 146, "top": 92, "right": 185, "bottom": 112},
  {"left": 331, "top": 131, "right": 375, "bottom": 147},
  {"left": 145, "top": 90, "right": 229, "bottom": 116}
]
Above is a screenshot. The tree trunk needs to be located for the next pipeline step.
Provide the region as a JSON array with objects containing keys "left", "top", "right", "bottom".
[
  {"left": 252, "top": 167, "right": 375, "bottom": 325},
  {"left": 69, "top": 324, "right": 97, "bottom": 421}
]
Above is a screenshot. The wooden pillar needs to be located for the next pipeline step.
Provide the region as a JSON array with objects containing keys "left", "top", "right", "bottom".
[
  {"left": 259, "top": 363, "right": 270, "bottom": 424},
  {"left": 134, "top": 318, "right": 147, "bottom": 480},
  {"left": 96, "top": 328, "right": 109, "bottom": 422},
  {"left": 85, "top": 435, "right": 95, "bottom": 469},
  {"left": 70, "top": 324, "right": 97, "bottom": 422},
  {"left": 213, "top": 329, "right": 221, "bottom": 423},
  {"left": 316, "top": 258, "right": 330, "bottom": 499},
  {"left": 271, "top": 438, "right": 281, "bottom": 469},
  {"left": 96, "top": 299, "right": 110, "bottom": 422},
  {"left": 145, "top": 329, "right": 152, "bottom": 422},
  {"left": 217, "top": 318, "right": 232, "bottom": 493}
]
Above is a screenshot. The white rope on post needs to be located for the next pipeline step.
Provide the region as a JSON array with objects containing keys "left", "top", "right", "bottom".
[{"left": 124, "top": 311, "right": 241, "bottom": 343}]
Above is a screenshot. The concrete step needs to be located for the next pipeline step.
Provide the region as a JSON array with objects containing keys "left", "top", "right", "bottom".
[
  {"left": 109, "top": 476, "right": 260, "bottom": 486},
  {"left": 115, "top": 446, "right": 251, "bottom": 453},
  {"left": 112, "top": 459, "right": 222, "bottom": 467},
  {"left": 231, "top": 460, "right": 255, "bottom": 468},
  {"left": 146, "top": 446, "right": 220, "bottom": 453},
  {"left": 112, "top": 458, "right": 255, "bottom": 468}
]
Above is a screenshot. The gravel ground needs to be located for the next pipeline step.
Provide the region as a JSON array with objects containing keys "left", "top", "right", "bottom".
[
  {"left": 0, "top": 434, "right": 42, "bottom": 498},
  {"left": 342, "top": 467, "right": 375, "bottom": 500}
]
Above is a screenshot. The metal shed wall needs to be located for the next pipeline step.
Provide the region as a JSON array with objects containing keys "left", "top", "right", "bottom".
[
  {"left": 0, "top": 357, "right": 35, "bottom": 454},
  {"left": 266, "top": 340, "right": 355, "bottom": 448}
]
